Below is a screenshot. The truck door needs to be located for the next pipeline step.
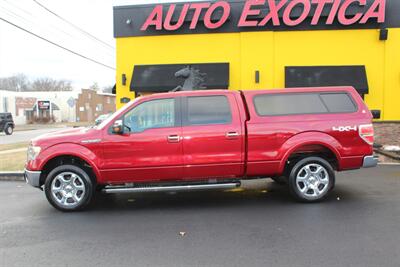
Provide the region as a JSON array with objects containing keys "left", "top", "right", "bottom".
[
  {"left": 101, "top": 97, "right": 183, "bottom": 183},
  {"left": 181, "top": 93, "right": 244, "bottom": 180}
]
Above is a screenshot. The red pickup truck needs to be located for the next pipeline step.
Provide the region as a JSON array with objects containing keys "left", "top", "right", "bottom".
[{"left": 25, "top": 87, "right": 378, "bottom": 211}]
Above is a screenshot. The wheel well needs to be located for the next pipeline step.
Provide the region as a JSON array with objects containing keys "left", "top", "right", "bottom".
[
  {"left": 39, "top": 155, "right": 96, "bottom": 186},
  {"left": 285, "top": 144, "right": 339, "bottom": 172}
]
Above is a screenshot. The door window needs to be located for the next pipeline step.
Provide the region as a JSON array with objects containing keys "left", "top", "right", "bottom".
[
  {"left": 185, "top": 96, "right": 231, "bottom": 126},
  {"left": 124, "top": 98, "right": 176, "bottom": 133}
]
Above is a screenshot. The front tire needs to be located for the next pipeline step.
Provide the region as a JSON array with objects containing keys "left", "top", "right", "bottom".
[
  {"left": 288, "top": 157, "right": 335, "bottom": 202},
  {"left": 44, "top": 165, "right": 95, "bottom": 211},
  {"left": 4, "top": 125, "right": 13, "bottom": 135}
]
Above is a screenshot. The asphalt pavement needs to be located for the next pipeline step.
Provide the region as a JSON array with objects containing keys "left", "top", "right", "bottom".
[
  {"left": 0, "top": 166, "right": 399, "bottom": 267},
  {"left": 0, "top": 128, "right": 67, "bottom": 145}
]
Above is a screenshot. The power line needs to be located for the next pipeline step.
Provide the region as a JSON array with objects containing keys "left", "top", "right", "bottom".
[
  {"left": 0, "top": 16, "right": 115, "bottom": 70},
  {"left": 0, "top": 1, "right": 115, "bottom": 58},
  {"left": 3, "top": 0, "right": 32, "bottom": 16},
  {"left": 32, "top": 0, "right": 115, "bottom": 50},
  {"left": 0, "top": 3, "right": 75, "bottom": 40}
]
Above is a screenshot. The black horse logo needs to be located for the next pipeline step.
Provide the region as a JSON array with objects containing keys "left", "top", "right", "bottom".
[{"left": 172, "top": 66, "right": 207, "bottom": 92}]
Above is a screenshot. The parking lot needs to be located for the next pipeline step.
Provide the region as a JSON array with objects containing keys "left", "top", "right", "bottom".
[
  {"left": 0, "top": 165, "right": 399, "bottom": 267},
  {"left": 0, "top": 128, "right": 65, "bottom": 145}
]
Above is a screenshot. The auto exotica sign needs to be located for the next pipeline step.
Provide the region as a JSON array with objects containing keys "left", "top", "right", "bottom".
[{"left": 141, "top": 0, "right": 386, "bottom": 31}]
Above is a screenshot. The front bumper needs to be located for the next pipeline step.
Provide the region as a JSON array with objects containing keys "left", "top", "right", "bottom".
[
  {"left": 24, "top": 169, "right": 42, "bottom": 188},
  {"left": 362, "top": 155, "right": 379, "bottom": 168}
]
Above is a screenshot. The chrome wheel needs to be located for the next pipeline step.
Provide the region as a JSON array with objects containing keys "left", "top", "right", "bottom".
[
  {"left": 296, "top": 163, "right": 330, "bottom": 200},
  {"left": 51, "top": 172, "right": 86, "bottom": 208}
]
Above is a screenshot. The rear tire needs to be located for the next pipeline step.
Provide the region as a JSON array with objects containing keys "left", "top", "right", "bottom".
[
  {"left": 288, "top": 157, "right": 335, "bottom": 202},
  {"left": 44, "top": 165, "right": 95, "bottom": 211},
  {"left": 4, "top": 125, "right": 13, "bottom": 135}
]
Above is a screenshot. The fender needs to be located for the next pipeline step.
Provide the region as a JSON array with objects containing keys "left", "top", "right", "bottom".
[
  {"left": 31, "top": 143, "right": 102, "bottom": 183},
  {"left": 278, "top": 131, "right": 342, "bottom": 173}
]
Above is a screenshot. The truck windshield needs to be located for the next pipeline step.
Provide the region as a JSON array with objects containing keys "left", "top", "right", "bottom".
[{"left": 95, "top": 97, "right": 142, "bottom": 130}]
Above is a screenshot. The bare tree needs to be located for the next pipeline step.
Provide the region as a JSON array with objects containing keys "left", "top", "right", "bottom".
[
  {"left": 0, "top": 74, "right": 73, "bottom": 91},
  {"left": 89, "top": 82, "right": 100, "bottom": 91},
  {"left": 0, "top": 73, "right": 30, "bottom": 91},
  {"left": 31, "top": 78, "right": 72, "bottom": 91}
]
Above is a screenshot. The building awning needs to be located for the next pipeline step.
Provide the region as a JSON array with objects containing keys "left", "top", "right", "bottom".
[
  {"left": 285, "top": 66, "right": 369, "bottom": 96},
  {"left": 130, "top": 63, "right": 229, "bottom": 92},
  {"left": 32, "top": 103, "right": 60, "bottom": 111}
]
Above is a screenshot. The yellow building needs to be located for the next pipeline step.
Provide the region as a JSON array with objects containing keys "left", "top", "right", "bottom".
[{"left": 114, "top": 0, "right": 400, "bottom": 121}]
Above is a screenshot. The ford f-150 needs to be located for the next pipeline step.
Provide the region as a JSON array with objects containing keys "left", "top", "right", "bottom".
[{"left": 25, "top": 87, "right": 378, "bottom": 211}]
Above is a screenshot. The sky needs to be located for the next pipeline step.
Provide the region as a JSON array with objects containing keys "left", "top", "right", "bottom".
[{"left": 0, "top": 0, "right": 201, "bottom": 90}]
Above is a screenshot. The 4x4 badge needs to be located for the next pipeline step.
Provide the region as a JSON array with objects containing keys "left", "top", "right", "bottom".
[{"left": 332, "top": 126, "right": 358, "bottom": 132}]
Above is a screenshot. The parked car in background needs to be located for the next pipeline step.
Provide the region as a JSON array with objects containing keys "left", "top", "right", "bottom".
[
  {"left": 0, "top": 113, "right": 15, "bottom": 135},
  {"left": 25, "top": 87, "right": 378, "bottom": 211},
  {"left": 94, "top": 113, "right": 112, "bottom": 126}
]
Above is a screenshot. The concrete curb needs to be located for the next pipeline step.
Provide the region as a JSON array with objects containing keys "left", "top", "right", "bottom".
[
  {"left": 0, "top": 172, "right": 24, "bottom": 182},
  {"left": 375, "top": 149, "right": 400, "bottom": 161}
]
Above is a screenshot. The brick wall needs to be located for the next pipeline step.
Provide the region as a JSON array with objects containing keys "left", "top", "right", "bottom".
[
  {"left": 76, "top": 89, "right": 116, "bottom": 122},
  {"left": 374, "top": 123, "right": 400, "bottom": 146}
]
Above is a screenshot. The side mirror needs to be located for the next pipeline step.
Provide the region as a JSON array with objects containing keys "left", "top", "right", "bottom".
[
  {"left": 371, "top": 110, "right": 381, "bottom": 120},
  {"left": 112, "top": 120, "right": 124, "bottom": 134}
]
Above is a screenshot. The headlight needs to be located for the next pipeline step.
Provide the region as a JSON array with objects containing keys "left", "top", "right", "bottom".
[{"left": 27, "top": 145, "right": 41, "bottom": 161}]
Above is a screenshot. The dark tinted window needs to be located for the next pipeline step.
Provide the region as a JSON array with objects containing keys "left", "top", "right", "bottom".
[
  {"left": 187, "top": 96, "right": 231, "bottom": 125},
  {"left": 320, "top": 93, "right": 357, "bottom": 113},
  {"left": 254, "top": 92, "right": 357, "bottom": 116},
  {"left": 254, "top": 94, "right": 328, "bottom": 116}
]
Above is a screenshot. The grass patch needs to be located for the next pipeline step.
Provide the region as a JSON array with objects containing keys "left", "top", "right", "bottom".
[
  {"left": 0, "top": 150, "right": 26, "bottom": 171},
  {"left": 0, "top": 142, "right": 29, "bottom": 152}
]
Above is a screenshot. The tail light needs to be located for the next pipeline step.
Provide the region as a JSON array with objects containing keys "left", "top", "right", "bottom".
[{"left": 359, "top": 124, "right": 374, "bottom": 145}]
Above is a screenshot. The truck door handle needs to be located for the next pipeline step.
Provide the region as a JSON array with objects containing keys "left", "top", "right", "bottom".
[
  {"left": 167, "top": 135, "right": 180, "bottom": 143},
  {"left": 226, "top": 132, "right": 239, "bottom": 138}
]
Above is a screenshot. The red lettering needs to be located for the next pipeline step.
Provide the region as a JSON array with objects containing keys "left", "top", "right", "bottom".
[
  {"left": 238, "top": 0, "right": 265, "bottom": 27},
  {"left": 311, "top": 0, "right": 334, "bottom": 25},
  {"left": 140, "top": 0, "right": 386, "bottom": 32},
  {"left": 360, "top": 0, "right": 386, "bottom": 24},
  {"left": 326, "top": 0, "right": 341, "bottom": 24},
  {"left": 141, "top": 5, "right": 163, "bottom": 31},
  {"left": 259, "top": 0, "right": 287, "bottom": 26},
  {"left": 164, "top": 4, "right": 190, "bottom": 31},
  {"left": 283, "top": 0, "right": 311, "bottom": 26},
  {"left": 338, "top": 0, "right": 366, "bottom": 25},
  {"left": 189, "top": 3, "right": 211, "bottom": 29},
  {"left": 204, "top": 1, "right": 230, "bottom": 29}
]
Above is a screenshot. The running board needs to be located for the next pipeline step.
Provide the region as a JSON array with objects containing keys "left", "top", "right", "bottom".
[{"left": 102, "top": 182, "right": 241, "bottom": 194}]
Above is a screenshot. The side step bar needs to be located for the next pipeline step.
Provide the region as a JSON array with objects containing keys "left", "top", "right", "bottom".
[{"left": 103, "top": 182, "right": 241, "bottom": 194}]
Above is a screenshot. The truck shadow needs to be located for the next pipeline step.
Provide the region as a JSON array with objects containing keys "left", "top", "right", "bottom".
[{"left": 89, "top": 182, "right": 357, "bottom": 212}]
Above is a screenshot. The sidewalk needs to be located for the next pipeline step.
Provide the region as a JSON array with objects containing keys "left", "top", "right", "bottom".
[{"left": 14, "top": 122, "right": 90, "bottom": 132}]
